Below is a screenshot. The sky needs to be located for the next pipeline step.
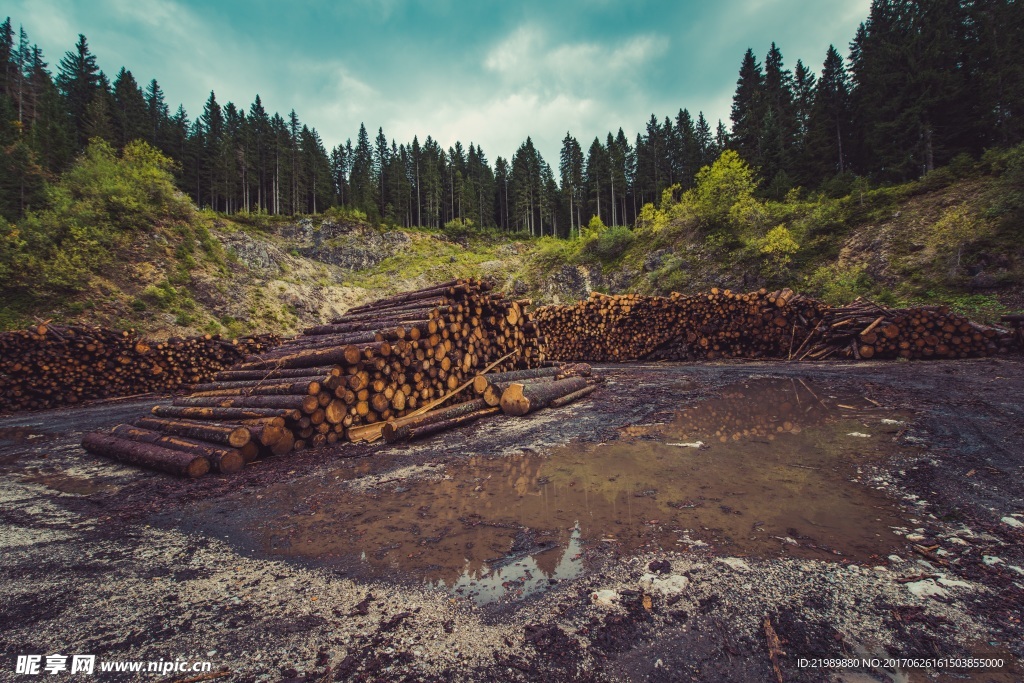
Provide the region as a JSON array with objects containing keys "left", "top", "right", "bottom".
[{"left": 7, "top": 0, "right": 872, "bottom": 164}]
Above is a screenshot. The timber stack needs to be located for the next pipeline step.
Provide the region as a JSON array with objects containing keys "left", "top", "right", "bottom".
[
  {"left": 0, "top": 324, "right": 278, "bottom": 413},
  {"left": 795, "top": 298, "right": 1016, "bottom": 360},
  {"left": 536, "top": 288, "right": 1018, "bottom": 362},
  {"left": 81, "top": 280, "right": 607, "bottom": 478},
  {"left": 536, "top": 288, "right": 827, "bottom": 361}
]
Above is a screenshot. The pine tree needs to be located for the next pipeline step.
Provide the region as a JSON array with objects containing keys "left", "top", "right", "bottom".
[
  {"left": 675, "top": 108, "right": 699, "bottom": 188},
  {"left": 55, "top": 34, "right": 101, "bottom": 148},
  {"left": 200, "top": 91, "right": 224, "bottom": 210},
  {"left": 731, "top": 48, "right": 764, "bottom": 168},
  {"left": 806, "top": 45, "right": 852, "bottom": 179},
  {"left": 493, "top": 155, "right": 509, "bottom": 230},
  {"left": 111, "top": 67, "right": 147, "bottom": 148},
  {"left": 83, "top": 73, "right": 114, "bottom": 143},
  {"left": 349, "top": 123, "right": 376, "bottom": 219},
  {"left": 144, "top": 79, "right": 168, "bottom": 148},
  {"left": 760, "top": 42, "right": 797, "bottom": 191},
  {"left": 585, "top": 137, "right": 608, "bottom": 225},
  {"left": 792, "top": 59, "right": 816, "bottom": 182},
  {"left": 247, "top": 96, "right": 270, "bottom": 212},
  {"left": 25, "top": 46, "right": 72, "bottom": 172},
  {"left": 695, "top": 112, "right": 713, "bottom": 169}
]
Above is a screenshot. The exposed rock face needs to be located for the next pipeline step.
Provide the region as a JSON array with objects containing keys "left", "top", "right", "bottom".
[
  {"left": 546, "top": 264, "right": 605, "bottom": 303},
  {"left": 300, "top": 227, "right": 410, "bottom": 271},
  {"left": 643, "top": 249, "right": 670, "bottom": 272},
  {"left": 221, "top": 232, "right": 284, "bottom": 272}
]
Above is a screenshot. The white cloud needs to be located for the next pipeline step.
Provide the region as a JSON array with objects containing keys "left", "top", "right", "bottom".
[{"left": 484, "top": 24, "right": 668, "bottom": 96}]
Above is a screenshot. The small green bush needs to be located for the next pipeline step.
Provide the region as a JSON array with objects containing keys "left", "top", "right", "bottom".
[{"left": 587, "top": 225, "right": 635, "bottom": 261}]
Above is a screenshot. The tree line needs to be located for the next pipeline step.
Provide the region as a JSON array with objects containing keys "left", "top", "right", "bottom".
[{"left": 1, "top": 0, "right": 1022, "bottom": 235}]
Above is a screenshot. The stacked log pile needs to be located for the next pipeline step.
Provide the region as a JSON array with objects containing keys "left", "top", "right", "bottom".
[
  {"left": 81, "top": 280, "right": 604, "bottom": 478},
  {"left": 537, "top": 288, "right": 827, "bottom": 361},
  {"left": 796, "top": 298, "right": 1015, "bottom": 360},
  {"left": 536, "top": 289, "right": 1018, "bottom": 362},
  {"left": 0, "top": 324, "right": 278, "bottom": 412}
]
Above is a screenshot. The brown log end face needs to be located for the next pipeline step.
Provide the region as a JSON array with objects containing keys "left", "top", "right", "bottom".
[
  {"left": 344, "top": 346, "right": 362, "bottom": 364},
  {"left": 229, "top": 427, "right": 252, "bottom": 448},
  {"left": 269, "top": 430, "right": 295, "bottom": 456},
  {"left": 217, "top": 451, "right": 245, "bottom": 474},
  {"left": 187, "top": 457, "right": 211, "bottom": 478},
  {"left": 239, "top": 442, "right": 260, "bottom": 463},
  {"left": 499, "top": 383, "right": 531, "bottom": 416},
  {"left": 472, "top": 375, "right": 489, "bottom": 394},
  {"left": 483, "top": 384, "right": 502, "bottom": 407}
]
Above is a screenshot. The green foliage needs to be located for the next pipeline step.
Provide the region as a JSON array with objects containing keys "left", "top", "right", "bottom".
[
  {"left": 585, "top": 225, "right": 635, "bottom": 262},
  {"left": 3, "top": 139, "right": 193, "bottom": 297},
  {"left": 649, "top": 254, "right": 692, "bottom": 294},
  {"left": 692, "top": 150, "right": 758, "bottom": 231},
  {"left": 803, "top": 263, "right": 872, "bottom": 305},
  {"left": 580, "top": 215, "right": 608, "bottom": 239},
  {"left": 921, "top": 291, "right": 1008, "bottom": 323},
  {"left": 926, "top": 204, "right": 992, "bottom": 278},
  {"left": 635, "top": 202, "right": 666, "bottom": 233},
  {"left": 753, "top": 224, "right": 800, "bottom": 277}
]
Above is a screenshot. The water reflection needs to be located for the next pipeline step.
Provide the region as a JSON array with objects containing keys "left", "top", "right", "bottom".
[{"left": 241, "top": 379, "right": 907, "bottom": 604}]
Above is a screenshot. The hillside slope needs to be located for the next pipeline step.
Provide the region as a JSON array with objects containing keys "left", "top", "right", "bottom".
[{"left": 2, "top": 144, "right": 1021, "bottom": 337}]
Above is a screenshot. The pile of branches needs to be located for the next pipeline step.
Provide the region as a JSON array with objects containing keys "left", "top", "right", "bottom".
[
  {"left": 535, "top": 289, "right": 1018, "bottom": 363},
  {"left": 0, "top": 323, "right": 278, "bottom": 413},
  {"left": 82, "top": 280, "right": 597, "bottom": 478}
]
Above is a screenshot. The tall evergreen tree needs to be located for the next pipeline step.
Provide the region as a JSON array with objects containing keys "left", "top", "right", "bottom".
[
  {"left": 806, "top": 45, "right": 852, "bottom": 178},
  {"left": 111, "top": 67, "right": 147, "bottom": 148},
  {"left": 731, "top": 48, "right": 764, "bottom": 167},
  {"left": 55, "top": 34, "right": 101, "bottom": 148}
]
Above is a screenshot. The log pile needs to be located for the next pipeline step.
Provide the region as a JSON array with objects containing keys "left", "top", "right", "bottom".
[
  {"left": 536, "top": 288, "right": 827, "bottom": 361},
  {"left": 81, "top": 280, "right": 599, "bottom": 477},
  {"left": 536, "top": 289, "right": 1019, "bottom": 362},
  {"left": 795, "top": 298, "right": 1016, "bottom": 360},
  {"left": 0, "top": 324, "right": 278, "bottom": 413}
]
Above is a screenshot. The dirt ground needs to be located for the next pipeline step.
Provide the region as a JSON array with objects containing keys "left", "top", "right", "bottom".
[{"left": 1, "top": 359, "right": 1023, "bottom": 683}]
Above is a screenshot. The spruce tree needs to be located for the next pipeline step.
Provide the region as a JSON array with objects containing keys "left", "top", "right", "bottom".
[
  {"left": 730, "top": 48, "right": 764, "bottom": 168},
  {"left": 55, "top": 34, "right": 101, "bottom": 148},
  {"left": 806, "top": 45, "right": 852, "bottom": 179},
  {"left": 112, "top": 67, "right": 147, "bottom": 148}
]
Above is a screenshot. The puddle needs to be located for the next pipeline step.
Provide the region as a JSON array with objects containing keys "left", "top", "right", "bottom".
[{"left": 196, "top": 379, "right": 910, "bottom": 606}]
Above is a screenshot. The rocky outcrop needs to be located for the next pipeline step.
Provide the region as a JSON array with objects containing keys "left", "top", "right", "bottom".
[
  {"left": 299, "top": 226, "right": 410, "bottom": 271},
  {"left": 545, "top": 264, "right": 606, "bottom": 303},
  {"left": 221, "top": 232, "right": 285, "bottom": 272}
]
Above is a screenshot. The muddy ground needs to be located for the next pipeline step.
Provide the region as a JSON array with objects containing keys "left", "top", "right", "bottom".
[{"left": 1, "top": 359, "right": 1023, "bottom": 683}]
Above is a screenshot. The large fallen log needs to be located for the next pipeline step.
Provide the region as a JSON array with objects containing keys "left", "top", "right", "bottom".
[
  {"left": 82, "top": 432, "right": 210, "bottom": 478},
  {"left": 382, "top": 398, "right": 490, "bottom": 443},
  {"left": 500, "top": 376, "right": 591, "bottom": 416},
  {"left": 133, "top": 417, "right": 252, "bottom": 448},
  {"left": 397, "top": 406, "right": 500, "bottom": 442},
  {"left": 109, "top": 424, "right": 244, "bottom": 474}
]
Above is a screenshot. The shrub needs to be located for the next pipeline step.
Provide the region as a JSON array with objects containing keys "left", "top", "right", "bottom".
[
  {"left": 754, "top": 225, "right": 800, "bottom": 277},
  {"left": 587, "top": 225, "right": 635, "bottom": 261},
  {"left": 803, "top": 263, "right": 872, "bottom": 305},
  {"left": 5, "top": 139, "right": 194, "bottom": 296}
]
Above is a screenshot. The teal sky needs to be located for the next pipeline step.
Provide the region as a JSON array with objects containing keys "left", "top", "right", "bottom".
[{"left": 8, "top": 0, "right": 871, "bottom": 163}]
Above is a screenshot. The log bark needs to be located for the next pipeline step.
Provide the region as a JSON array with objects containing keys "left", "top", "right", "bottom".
[
  {"left": 134, "top": 417, "right": 252, "bottom": 448},
  {"left": 500, "top": 376, "right": 590, "bottom": 416},
  {"left": 82, "top": 432, "right": 210, "bottom": 478},
  {"left": 110, "top": 424, "right": 244, "bottom": 474}
]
